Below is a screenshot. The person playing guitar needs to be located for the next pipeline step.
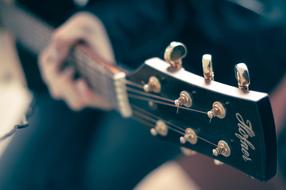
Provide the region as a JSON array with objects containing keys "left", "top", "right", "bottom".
[{"left": 0, "top": 0, "right": 286, "bottom": 189}]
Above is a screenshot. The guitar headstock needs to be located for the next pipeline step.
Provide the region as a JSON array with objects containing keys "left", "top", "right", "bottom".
[{"left": 126, "top": 42, "right": 277, "bottom": 181}]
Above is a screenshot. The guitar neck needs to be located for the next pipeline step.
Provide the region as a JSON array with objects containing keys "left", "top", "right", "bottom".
[
  {"left": 0, "top": 3, "right": 51, "bottom": 54},
  {"left": 0, "top": 2, "right": 132, "bottom": 117}
]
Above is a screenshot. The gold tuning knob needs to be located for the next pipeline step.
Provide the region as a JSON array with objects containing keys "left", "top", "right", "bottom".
[
  {"left": 202, "top": 54, "right": 214, "bottom": 82},
  {"left": 174, "top": 91, "right": 192, "bottom": 108},
  {"left": 234, "top": 63, "right": 250, "bottom": 92},
  {"left": 143, "top": 76, "right": 161, "bottom": 93},
  {"left": 164, "top": 42, "right": 187, "bottom": 72},
  {"left": 179, "top": 128, "right": 198, "bottom": 145},
  {"left": 207, "top": 101, "right": 226, "bottom": 119},
  {"left": 150, "top": 120, "right": 168, "bottom": 136},
  {"left": 212, "top": 140, "right": 231, "bottom": 157}
]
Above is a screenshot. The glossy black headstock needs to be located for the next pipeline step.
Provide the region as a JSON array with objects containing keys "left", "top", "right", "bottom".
[{"left": 126, "top": 43, "right": 276, "bottom": 181}]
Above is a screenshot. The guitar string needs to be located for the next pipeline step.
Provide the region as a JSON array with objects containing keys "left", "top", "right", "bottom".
[
  {"left": 132, "top": 113, "right": 154, "bottom": 128},
  {"left": 128, "top": 94, "right": 208, "bottom": 115},
  {"left": 132, "top": 107, "right": 217, "bottom": 147},
  {"left": 13, "top": 29, "right": 210, "bottom": 117},
  {"left": 131, "top": 105, "right": 185, "bottom": 133},
  {"left": 69, "top": 54, "right": 207, "bottom": 115},
  {"left": 76, "top": 56, "right": 207, "bottom": 115},
  {"left": 7, "top": 7, "right": 221, "bottom": 150},
  {"left": 125, "top": 80, "right": 144, "bottom": 89},
  {"left": 22, "top": 45, "right": 217, "bottom": 146},
  {"left": 132, "top": 111, "right": 186, "bottom": 135},
  {"left": 8, "top": 8, "right": 218, "bottom": 148},
  {"left": 11, "top": 13, "right": 209, "bottom": 117},
  {"left": 132, "top": 105, "right": 217, "bottom": 146},
  {"left": 7, "top": 7, "right": 209, "bottom": 117},
  {"left": 126, "top": 87, "right": 175, "bottom": 103},
  {"left": 73, "top": 57, "right": 209, "bottom": 115}
]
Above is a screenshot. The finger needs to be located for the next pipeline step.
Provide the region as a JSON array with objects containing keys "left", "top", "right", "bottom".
[
  {"left": 38, "top": 47, "right": 64, "bottom": 99},
  {"left": 51, "top": 67, "right": 75, "bottom": 99},
  {"left": 76, "top": 79, "right": 97, "bottom": 105},
  {"left": 38, "top": 46, "right": 61, "bottom": 83},
  {"left": 76, "top": 79, "right": 112, "bottom": 110},
  {"left": 58, "top": 68, "right": 84, "bottom": 111},
  {"left": 50, "top": 28, "right": 86, "bottom": 63},
  {"left": 68, "top": 13, "right": 115, "bottom": 63}
]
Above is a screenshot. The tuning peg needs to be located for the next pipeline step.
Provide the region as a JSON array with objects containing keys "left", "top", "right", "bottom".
[
  {"left": 179, "top": 128, "right": 198, "bottom": 145},
  {"left": 143, "top": 76, "right": 161, "bottom": 93},
  {"left": 202, "top": 54, "right": 214, "bottom": 82},
  {"left": 150, "top": 120, "right": 168, "bottom": 136},
  {"left": 212, "top": 140, "right": 231, "bottom": 157},
  {"left": 174, "top": 91, "right": 192, "bottom": 108},
  {"left": 207, "top": 101, "right": 226, "bottom": 119},
  {"left": 181, "top": 147, "right": 197, "bottom": 156},
  {"left": 164, "top": 42, "right": 187, "bottom": 72},
  {"left": 234, "top": 63, "right": 250, "bottom": 92}
]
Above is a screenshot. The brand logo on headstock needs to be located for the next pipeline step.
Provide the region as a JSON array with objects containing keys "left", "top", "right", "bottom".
[{"left": 235, "top": 113, "right": 255, "bottom": 162}]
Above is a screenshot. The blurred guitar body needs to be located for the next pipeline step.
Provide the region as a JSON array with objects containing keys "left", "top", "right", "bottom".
[{"left": 0, "top": 31, "right": 31, "bottom": 156}]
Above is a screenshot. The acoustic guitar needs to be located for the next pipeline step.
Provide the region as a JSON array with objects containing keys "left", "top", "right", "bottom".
[{"left": 0, "top": 2, "right": 277, "bottom": 181}]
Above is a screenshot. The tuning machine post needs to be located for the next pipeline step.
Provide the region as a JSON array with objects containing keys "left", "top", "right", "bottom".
[
  {"left": 175, "top": 91, "right": 192, "bottom": 108},
  {"left": 207, "top": 101, "right": 226, "bottom": 119},
  {"left": 150, "top": 120, "right": 168, "bottom": 137},
  {"left": 143, "top": 76, "right": 161, "bottom": 93},
  {"left": 164, "top": 42, "right": 187, "bottom": 72},
  {"left": 234, "top": 63, "right": 250, "bottom": 92},
  {"left": 202, "top": 54, "right": 214, "bottom": 82},
  {"left": 212, "top": 140, "right": 231, "bottom": 158},
  {"left": 180, "top": 128, "right": 198, "bottom": 145}
]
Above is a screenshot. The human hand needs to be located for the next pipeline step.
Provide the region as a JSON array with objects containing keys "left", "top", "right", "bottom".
[{"left": 39, "top": 12, "right": 115, "bottom": 111}]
